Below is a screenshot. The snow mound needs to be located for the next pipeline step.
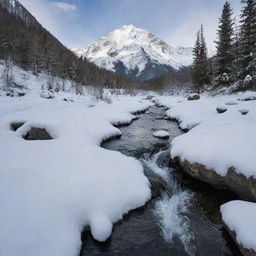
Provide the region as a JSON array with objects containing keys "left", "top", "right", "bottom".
[
  {"left": 0, "top": 83, "right": 152, "bottom": 255},
  {"left": 153, "top": 130, "right": 170, "bottom": 139},
  {"left": 221, "top": 200, "right": 256, "bottom": 251},
  {"left": 156, "top": 93, "right": 256, "bottom": 178}
]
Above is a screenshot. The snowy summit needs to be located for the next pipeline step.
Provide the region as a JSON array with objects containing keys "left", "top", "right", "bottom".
[{"left": 74, "top": 25, "right": 193, "bottom": 81}]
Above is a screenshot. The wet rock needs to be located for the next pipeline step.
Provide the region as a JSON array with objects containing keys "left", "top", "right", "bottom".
[
  {"left": 224, "top": 224, "right": 256, "bottom": 256},
  {"left": 10, "top": 122, "right": 25, "bottom": 131},
  {"left": 188, "top": 94, "right": 200, "bottom": 101},
  {"left": 178, "top": 158, "right": 256, "bottom": 202},
  {"left": 142, "top": 165, "right": 168, "bottom": 198},
  {"left": 239, "top": 109, "right": 249, "bottom": 115},
  {"left": 23, "top": 127, "right": 53, "bottom": 140},
  {"left": 216, "top": 106, "right": 227, "bottom": 114}
]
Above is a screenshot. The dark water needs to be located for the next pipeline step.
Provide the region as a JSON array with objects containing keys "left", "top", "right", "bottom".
[{"left": 80, "top": 106, "right": 241, "bottom": 256}]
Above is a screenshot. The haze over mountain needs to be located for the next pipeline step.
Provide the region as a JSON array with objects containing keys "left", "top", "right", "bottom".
[{"left": 74, "top": 25, "right": 193, "bottom": 81}]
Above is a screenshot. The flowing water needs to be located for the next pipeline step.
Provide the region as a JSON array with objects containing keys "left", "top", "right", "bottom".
[{"left": 80, "top": 105, "right": 241, "bottom": 256}]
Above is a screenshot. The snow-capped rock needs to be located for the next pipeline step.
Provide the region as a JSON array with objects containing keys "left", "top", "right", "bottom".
[
  {"left": 153, "top": 130, "right": 170, "bottom": 139},
  {"left": 74, "top": 25, "right": 193, "bottom": 81}
]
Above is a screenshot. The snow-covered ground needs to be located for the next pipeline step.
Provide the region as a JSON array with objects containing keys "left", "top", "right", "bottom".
[
  {"left": 0, "top": 64, "right": 152, "bottom": 256},
  {"left": 156, "top": 93, "right": 256, "bottom": 253},
  {"left": 156, "top": 93, "right": 256, "bottom": 178},
  {"left": 2, "top": 61, "right": 256, "bottom": 255},
  {"left": 221, "top": 200, "right": 256, "bottom": 252}
]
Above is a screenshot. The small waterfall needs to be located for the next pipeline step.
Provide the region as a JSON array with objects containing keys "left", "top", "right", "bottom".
[{"left": 142, "top": 150, "right": 196, "bottom": 256}]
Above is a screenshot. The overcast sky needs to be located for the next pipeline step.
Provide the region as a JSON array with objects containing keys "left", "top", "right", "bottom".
[{"left": 19, "top": 0, "right": 242, "bottom": 51}]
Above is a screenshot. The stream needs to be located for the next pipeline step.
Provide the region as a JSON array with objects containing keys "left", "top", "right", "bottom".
[{"left": 80, "top": 105, "right": 241, "bottom": 256}]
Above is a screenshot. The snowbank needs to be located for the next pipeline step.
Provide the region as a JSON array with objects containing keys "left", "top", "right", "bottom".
[
  {"left": 0, "top": 73, "right": 152, "bottom": 255},
  {"left": 156, "top": 93, "right": 256, "bottom": 178},
  {"left": 221, "top": 200, "right": 256, "bottom": 252}
]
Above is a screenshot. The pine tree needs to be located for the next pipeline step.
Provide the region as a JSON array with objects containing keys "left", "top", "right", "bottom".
[
  {"left": 239, "top": 0, "right": 256, "bottom": 82},
  {"left": 192, "top": 25, "right": 209, "bottom": 87},
  {"left": 214, "top": 1, "right": 234, "bottom": 85},
  {"left": 233, "top": 21, "right": 241, "bottom": 76},
  {"left": 199, "top": 25, "right": 209, "bottom": 81},
  {"left": 192, "top": 31, "right": 201, "bottom": 85}
]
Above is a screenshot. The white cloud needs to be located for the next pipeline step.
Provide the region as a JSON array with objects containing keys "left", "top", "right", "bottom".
[{"left": 53, "top": 2, "right": 77, "bottom": 11}]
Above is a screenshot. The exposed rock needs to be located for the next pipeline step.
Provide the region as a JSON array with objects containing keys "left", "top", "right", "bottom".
[
  {"left": 63, "top": 98, "right": 74, "bottom": 102},
  {"left": 10, "top": 122, "right": 25, "bottom": 131},
  {"left": 178, "top": 158, "right": 256, "bottom": 202},
  {"left": 216, "top": 106, "right": 227, "bottom": 114},
  {"left": 142, "top": 162, "right": 169, "bottom": 199},
  {"left": 239, "top": 109, "right": 249, "bottom": 115},
  {"left": 23, "top": 127, "right": 53, "bottom": 140},
  {"left": 18, "top": 92, "right": 26, "bottom": 97},
  {"left": 239, "top": 96, "right": 256, "bottom": 102},
  {"left": 224, "top": 224, "right": 256, "bottom": 256},
  {"left": 188, "top": 94, "right": 200, "bottom": 101}
]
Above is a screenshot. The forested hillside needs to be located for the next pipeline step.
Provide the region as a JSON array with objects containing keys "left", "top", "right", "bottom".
[{"left": 0, "top": 0, "right": 136, "bottom": 90}]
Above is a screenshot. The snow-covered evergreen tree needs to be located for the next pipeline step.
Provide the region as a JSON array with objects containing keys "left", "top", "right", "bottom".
[
  {"left": 192, "top": 25, "right": 209, "bottom": 87},
  {"left": 232, "top": 21, "right": 241, "bottom": 76},
  {"left": 239, "top": 0, "right": 256, "bottom": 83},
  {"left": 214, "top": 1, "right": 234, "bottom": 85}
]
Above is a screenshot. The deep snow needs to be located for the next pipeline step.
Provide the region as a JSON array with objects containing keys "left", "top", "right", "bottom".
[
  {"left": 0, "top": 64, "right": 152, "bottom": 256},
  {"left": 221, "top": 200, "right": 256, "bottom": 251},
  {"left": 156, "top": 93, "right": 256, "bottom": 178}
]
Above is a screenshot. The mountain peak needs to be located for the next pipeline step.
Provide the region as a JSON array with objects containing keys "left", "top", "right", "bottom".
[
  {"left": 120, "top": 24, "right": 137, "bottom": 30},
  {"left": 74, "top": 26, "right": 193, "bottom": 81}
]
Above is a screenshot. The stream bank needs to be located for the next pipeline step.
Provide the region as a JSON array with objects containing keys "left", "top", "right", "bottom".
[{"left": 80, "top": 105, "right": 241, "bottom": 256}]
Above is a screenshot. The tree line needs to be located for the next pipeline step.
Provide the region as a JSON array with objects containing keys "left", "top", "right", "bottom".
[
  {"left": 0, "top": 0, "right": 138, "bottom": 92},
  {"left": 192, "top": 0, "right": 256, "bottom": 91}
]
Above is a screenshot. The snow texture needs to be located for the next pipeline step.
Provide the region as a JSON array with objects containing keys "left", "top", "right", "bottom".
[
  {"left": 156, "top": 93, "right": 256, "bottom": 178},
  {"left": 221, "top": 200, "right": 256, "bottom": 251},
  {"left": 0, "top": 64, "right": 151, "bottom": 256}
]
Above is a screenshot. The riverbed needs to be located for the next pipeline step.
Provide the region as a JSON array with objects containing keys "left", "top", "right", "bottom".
[{"left": 80, "top": 105, "right": 241, "bottom": 256}]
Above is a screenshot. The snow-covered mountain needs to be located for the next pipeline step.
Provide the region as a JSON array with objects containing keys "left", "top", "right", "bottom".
[{"left": 73, "top": 25, "right": 193, "bottom": 81}]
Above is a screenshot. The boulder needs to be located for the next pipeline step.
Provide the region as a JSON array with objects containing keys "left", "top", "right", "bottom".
[
  {"left": 239, "top": 109, "right": 249, "bottom": 115},
  {"left": 153, "top": 130, "right": 170, "bottom": 139},
  {"left": 224, "top": 224, "right": 256, "bottom": 256},
  {"left": 216, "top": 106, "right": 227, "bottom": 114},
  {"left": 23, "top": 127, "right": 53, "bottom": 140},
  {"left": 187, "top": 94, "right": 200, "bottom": 101},
  {"left": 239, "top": 96, "right": 256, "bottom": 102},
  {"left": 177, "top": 158, "right": 256, "bottom": 202},
  {"left": 10, "top": 122, "right": 25, "bottom": 131}
]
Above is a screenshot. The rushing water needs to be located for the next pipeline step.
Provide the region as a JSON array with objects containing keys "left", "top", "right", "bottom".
[{"left": 80, "top": 105, "right": 241, "bottom": 256}]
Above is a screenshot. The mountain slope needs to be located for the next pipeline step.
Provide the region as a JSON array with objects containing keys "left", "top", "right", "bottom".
[
  {"left": 0, "top": 0, "right": 137, "bottom": 90},
  {"left": 74, "top": 25, "right": 193, "bottom": 81}
]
